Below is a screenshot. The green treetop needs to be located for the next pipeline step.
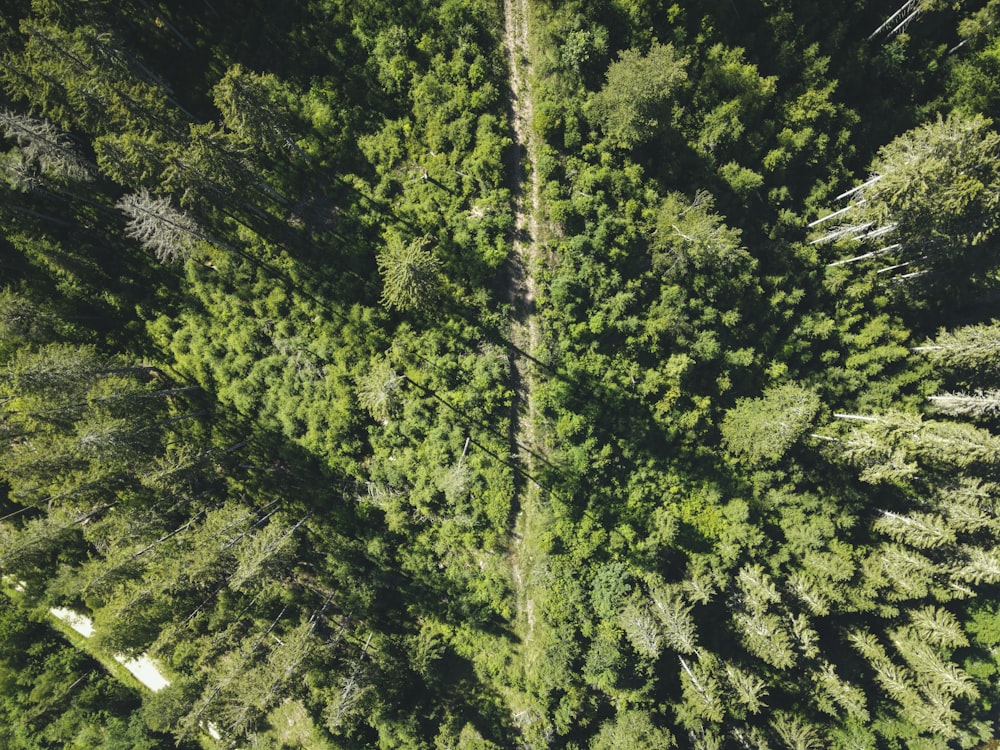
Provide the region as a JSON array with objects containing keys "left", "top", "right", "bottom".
[
  {"left": 720, "top": 382, "right": 821, "bottom": 464},
  {"left": 585, "top": 42, "right": 688, "bottom": 150},
  {"left": 376, "top": 235, "right": 442, "bottom": 312}
]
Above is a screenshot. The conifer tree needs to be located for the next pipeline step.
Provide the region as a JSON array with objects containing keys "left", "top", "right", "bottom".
[
  {"left": 590, "top": 710, "right": 676, "bottom": 750},
  {"left": 586, "top": 42, "right": 688, "bottom": 149},
  {"left": 724, "top": 662, "right": 768, "bottom": 714},
  {"left": 930, "top": 390, "right": 1000, "bottom": 418},
  {"left": 212, "top": 65, "right": 296, "bottom": 158},
  {"left": 4, "top": 21, "right": 183, "bottom": 136},
  {"left": 648, "top": 583, "right": 698, "bottom": 654},
  {"left": 813, "top": 661, "right": 868, "bottom": 722},
  {"left": 839, "top": 410, "right": 1000, "bottom": 476},
  {"left": 917, "top": 320, "right": 1000, "bottom": 375},
  {"left": 874, "top": 510, "right": 956, "bottom": 549},
  {"left": 93, "top": 130, "right": 177, "bottom": 187},
  {"left": 721, "top": 383, "right": 820, "bottom": 464},
  {"left": 908, "top": 606, "right": 968, "bottom": 649},
  {"left": 676, "top": 653, "right": 725, "bottom": 725},
  {"left": 818, "top": 112, "right": 1000, "bottom": 276},
  {"left": 117, "top": 188, "right": 203, "bottom": 263},
  {"left": 620, "top": 599, "right": 661, "bottom": 659},
  {"left": 0, "top": 109, "right": 94, "bottom": 181},
  {"left": 356, "top": 356, "right": 404, "bottom": 422},
  {"left": 734, "top": 609, "right": 796, "bottom": 669},
  {"left": 229, "top": 516, "right": 301, "bottom": 593},
  {"left": 771, "top": 712, "right": 822, "bottom": 750},
  {"left": 937, "top": 478, "right": 999, "bottom": 533},
  {"left": 376, "top": 235, "right": 442, "bottom": 312}
]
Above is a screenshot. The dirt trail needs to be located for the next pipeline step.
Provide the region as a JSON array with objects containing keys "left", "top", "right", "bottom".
[{"left": 502, "top": 0, "right": 542, "bottom": 688}]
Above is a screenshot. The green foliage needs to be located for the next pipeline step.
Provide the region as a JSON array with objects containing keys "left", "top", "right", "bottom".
[
  {"left": 721, "top": 382, "right": 821, "bottom": 464},
  {"left": 0, "top": 593, "right": 180, "bottom": 749},
  {"left": 948, "top": 35, "right": 1000, "bottom": 116},
  {"left": 585, "top": 42, "right": 688, "bottom": 149},
  {"left": 4, "top": 0, "right": 1000, "bottom": 746},
  {"left": 590, "top": 709, "right": 675, "bottom": 749},
  {"left": 920, "top": 319, "right": 1000, "bottom": 377},
  {"left": 866, "top": 112, "right": 1000, "bottom": 245},
  {"left": 212, "top": 64, "right": 297, "bottom": 158},
  {"left": 117, "top": 188, "right": 204, "bottom": 263},
  {"left": 816, "top": 112, "right": 1000, "bottom": 291},
  {"left": 376, "top": 235, "right": 442, "bottom": 312}
]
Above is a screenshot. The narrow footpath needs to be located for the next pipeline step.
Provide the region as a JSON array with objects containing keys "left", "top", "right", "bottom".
[{"left": 501, "top": 0, "right": 549, "bottom": 738}]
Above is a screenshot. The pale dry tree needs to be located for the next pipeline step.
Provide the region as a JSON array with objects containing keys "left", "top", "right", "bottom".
[{"left": 117, "top": 188, "right": 203, "bottom": 262}]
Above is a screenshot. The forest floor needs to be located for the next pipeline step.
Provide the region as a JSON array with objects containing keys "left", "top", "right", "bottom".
[{"left": 502, "top": 0, "right": 550, "bottom": 735}]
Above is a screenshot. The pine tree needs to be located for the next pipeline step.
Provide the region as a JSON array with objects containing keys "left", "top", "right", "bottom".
[
  {"left": 736, "top": 563, "right": 781, "bottom": 613},
  {"left": 929, "top": 390, "right": 1000, "bottom": 418},
  {"left": 620, "top": 599, "right": 661, "bottom": 660},
  {"left": 648, "top": 583, "right": 698, "bottom": 654},
  {"left": 839, "top": 411, "right": 1000, "bottom": 477},
  {"left": 651, "top": 191, "right": 750, "bottom": 279},
  {"left": 585, "top": 42, "right": 688, "bottom": 149},
  {"left": 788, "top": 612, "right": 820, "bottom": 659},
  {"left": 676, "top": 654, "right": 725, "bottom": 725},
  {"left": 916, "top": 320, "right": 1000, "bottom": 375},
  {"left": 376, "top": 235, "right": 442, "bottom": 312},
  {"left": 117, "top": 188, "right": 204, "bottom": 262},
  {"left": 786, "top": 571, "right": 832, "bottom": 617},
  {"left": 916, "top": 417, "right": 1000, "bottom": 467},
  {"left": 356, "top": 356, "right": 404, "bottom": 422},
  {"left": 952, "top": 545, "right": 1000, "bottom": 584},
  {"left": 212, "top": 65, "right": 296, "bottom": 159},
  {"left": 0, "top": 508, "right": 83, "bottom": 583},
  {"left": 163, "top": 123, "right": 267, "bottom": 213},
  {"left": 3, "top": 342, "right": 99, "bottom": 411},
  {"left": 734, "top": 609, "right": 795, "bottom": 669},
  {"left": 877, "top": 544, "right": 939, "bottom": 601},
  {"left": 870, "top": 112, "right": 1000, "bottom": 246},
  {"left": 813, "top": 661, "right": 869, "bottom": 722},
  {"left": 721, "top": 383, "right": 821, "bottom": 464},
  {"left": 590, "top": 709, "right": 676, "bottom": 750},
  {"left": 771, "top": 712, "right": 823, "bottom": 750},
  {"left": 873, "top": 510, "right": 956, "bottom": 549},
  {"left": 937, "top": 478, "right": 999, "bottom": 533},
  {"left": 838, "top": 419, "right": 919, "bottom": 484},
  {"left": 723, "top": 662, "right": 768, "bottom": 714},
  {"left": 890, "top": 627, "right": 977, "bottom": 699},
  {"left": 93, "top": 130, "right": 178, "bottom": 187},
  {"left": 0, "top": 109, "right": 94, "bottom": 181},
  {"left": 817, "top": 112, "right": 1000, "bottom": 274},
  {"left": 4, "top": 21, "right": 183, "bottom": 136},
  {"left": 229, "top": 516, "right": 302, "bottom": 592}
]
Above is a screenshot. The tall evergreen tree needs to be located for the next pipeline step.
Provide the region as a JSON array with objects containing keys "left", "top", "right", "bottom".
[
  {"left": 721, "top": 383, "right": 820, "bottom": 464},
  {"left": 117, "top": 188, "right": 204, "bottom": 262},
  {"left": 376, "top": 235, "right": 442, "bottom": 312},
  {"left": 585, "top": 42, "right": 688, "bottom": 149},
  {"left": 917, "top": 320, "right": 1000, "bottom": 376},
  {"left": 817, "top": 112, "right": 1000, "bottom": 279},
  {"left": 0, "top": 108, "right": 94, "bottom": 181}
]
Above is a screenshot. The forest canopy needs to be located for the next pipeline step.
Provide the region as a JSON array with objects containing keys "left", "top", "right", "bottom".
[{"left": 3, "top": 0, "right": 1000, "bottom": 748}]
